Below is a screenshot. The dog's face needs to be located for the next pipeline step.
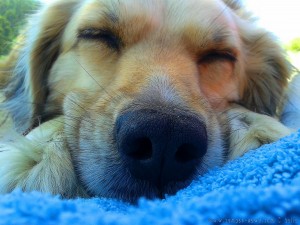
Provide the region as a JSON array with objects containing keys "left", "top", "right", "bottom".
[
  {"left": 57, "top": 0, "right": 240, "bottom": 200},
  {"left": 2, "top": 0, "right": 290, "bottom": 201}
]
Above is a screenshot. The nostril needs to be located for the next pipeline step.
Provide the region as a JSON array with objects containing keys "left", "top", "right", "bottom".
[
  {"left": 116, "top": 109, "right": 208, "bottom": 186},
  {"left": 127, "top": 137, "right": 153, "bottom": 160},
  {"left": 175, "top": 143, "right": 203, "bottom": 163}
]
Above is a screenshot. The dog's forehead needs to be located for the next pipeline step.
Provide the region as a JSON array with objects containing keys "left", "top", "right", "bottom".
[
  {"left": 62, "top": 0, "right": 238, "bottom": 51},
  {"left": 76, "top": 0, "right": 234, "bottom": 30}
]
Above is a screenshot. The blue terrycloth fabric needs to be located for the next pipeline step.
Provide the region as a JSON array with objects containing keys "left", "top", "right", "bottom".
[{"left": 1, "top": 131, "right": 300, "bottom": 225}]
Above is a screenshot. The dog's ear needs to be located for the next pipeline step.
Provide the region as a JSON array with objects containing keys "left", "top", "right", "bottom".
[
  {"left": 0, "top": 0, "right": 80, "bottom": 133},
  {"left": 239, "top": 27, "right": 291, "bottom": 116}
]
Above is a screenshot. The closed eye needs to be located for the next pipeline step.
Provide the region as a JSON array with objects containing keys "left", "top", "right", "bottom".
[
  {"left": 199, "top": 51, "right": 237, "bottom": 64},
  {"left": 78, "top": 28, "right": 122, "bottom": 51}
]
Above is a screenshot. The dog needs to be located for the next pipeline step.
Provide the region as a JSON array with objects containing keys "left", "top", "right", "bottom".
[{"left": 0, "top": 0, "right": 295, "bottom": 202}]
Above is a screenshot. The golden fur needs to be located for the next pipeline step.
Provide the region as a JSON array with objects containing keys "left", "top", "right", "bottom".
[{"left": 0, "top": 0, "right": 294, "bottom": 201}]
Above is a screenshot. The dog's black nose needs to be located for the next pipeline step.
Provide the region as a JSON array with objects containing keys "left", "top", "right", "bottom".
[{"left": 115, "top": 109, "right": 207, "bottom": 187}]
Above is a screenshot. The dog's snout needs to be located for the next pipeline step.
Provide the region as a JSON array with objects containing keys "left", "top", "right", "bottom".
[{"left": 115, "top": 109, "right": 207, "bottom": 187}]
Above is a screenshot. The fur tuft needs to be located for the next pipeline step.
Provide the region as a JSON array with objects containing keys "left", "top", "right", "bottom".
[{"left": 0, "top": 117, "right": 86, "bottom": 197}]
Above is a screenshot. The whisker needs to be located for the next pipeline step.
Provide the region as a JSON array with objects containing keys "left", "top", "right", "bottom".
[
  {"left": 53, "top": 89, "right": 91, "bottom": 116},
  {"left": 0, "top": 113, "right": 10, "bottom": 127},
  {"left": 73, "top": 57, "right": 123, "bottom": 103},
  {"left": 48, "top": 118, "right": 81, "bottom": 132}
]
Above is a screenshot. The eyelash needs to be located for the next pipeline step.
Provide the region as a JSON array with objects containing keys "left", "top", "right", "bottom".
[
  {"left": 78, "top": 28, "right": 122, "bottom": 51},
  {"left": 78, "top": 29, "right": 236, "bottom": 63},
  {"left": 199, "top": 51, "right": 237, "bottom": 63}
]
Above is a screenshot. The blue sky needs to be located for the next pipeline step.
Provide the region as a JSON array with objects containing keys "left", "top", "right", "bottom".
[{"left": 40, "top": 0, "right": 300, "bottom": 43}]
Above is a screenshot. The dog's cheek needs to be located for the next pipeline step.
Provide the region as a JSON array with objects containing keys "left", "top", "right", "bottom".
[
  {"left": 63, "top": 92, "right": 91, "bottom": 150},
  {"left": 198, "top": 61, "right": 239, "bottom": 109}
]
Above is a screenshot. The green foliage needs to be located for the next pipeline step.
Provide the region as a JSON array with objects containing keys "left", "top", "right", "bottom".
[
  {"left": 286, "top": 37, "right": 300, "bottom": 53},
  {"left": 0, "top": 0, "right": 40, "bottom": 55}
]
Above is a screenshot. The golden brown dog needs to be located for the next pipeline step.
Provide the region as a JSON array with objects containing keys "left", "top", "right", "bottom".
[{"left": 0, "top": 0, "right": 294, "bottom": 202}]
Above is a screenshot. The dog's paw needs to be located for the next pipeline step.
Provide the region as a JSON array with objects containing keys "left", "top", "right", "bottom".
[
  {"left": 226, "top": 106, "right": 293, "bottom": 160},
  {"left": 0, "top": 116, "right": 84, "bottom": 197}
]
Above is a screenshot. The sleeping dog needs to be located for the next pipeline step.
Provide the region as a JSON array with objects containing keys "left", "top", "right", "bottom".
[{"left": 0, "top": 0, "right": 295, "bottom": 202}]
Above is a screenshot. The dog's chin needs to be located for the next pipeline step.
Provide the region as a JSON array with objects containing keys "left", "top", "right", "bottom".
[
  {"left": 76, "top": 161, "right": 198, "bottom": 203},
  {"left": 95, "top": 176, "right": 195, "bottom": 203}
]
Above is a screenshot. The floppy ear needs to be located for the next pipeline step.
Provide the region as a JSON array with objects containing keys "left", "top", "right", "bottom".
[
  {"left": 222, "top": 1, "right": 291, "bottom": 116},
  {"left": 239, "top": 27, "right": 291, "bottom": 116},
  {"left": 222, "top": 2, "right": 290, "bottom": 116},
  {"left": 1, "top": 0, "right": 80, "bottom": 133}
]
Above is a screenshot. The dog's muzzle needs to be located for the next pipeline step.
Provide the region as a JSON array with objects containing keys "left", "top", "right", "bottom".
[{"left": 115, "top": 108, "right": 207, "bottom": 189}]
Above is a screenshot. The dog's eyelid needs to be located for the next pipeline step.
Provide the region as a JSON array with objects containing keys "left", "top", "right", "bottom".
[
  {"left": 199, "top": 50, "right": 237, "bottom": 64},
  {"left": 77, "top": 28, "right": 122, "bottom": 50},
  {"left": 78, "top": 28, "right": 100, "bottom": 37}
]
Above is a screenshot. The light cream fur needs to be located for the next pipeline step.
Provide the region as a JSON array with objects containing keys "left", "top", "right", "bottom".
[
  {"left": 0, "top": 0, "right": 296, "bottom": 199},
  {"left": 0, "top": 116, "right": 86, "bottom": 197},
  {"left": 0, "top": 106, "right": 293, "bottom": 197},
  {"left": 226, "top": 106, "right": 293, "bottom": 160}
]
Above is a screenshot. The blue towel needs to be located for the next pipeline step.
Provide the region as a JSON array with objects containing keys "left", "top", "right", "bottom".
[{"left": 1, "top": 130, "right": 299, "bottom": 225}]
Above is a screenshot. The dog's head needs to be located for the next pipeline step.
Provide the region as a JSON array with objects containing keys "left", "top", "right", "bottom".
[{"left": 2, "top": 0, "right": 290, "bottom": 201}]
